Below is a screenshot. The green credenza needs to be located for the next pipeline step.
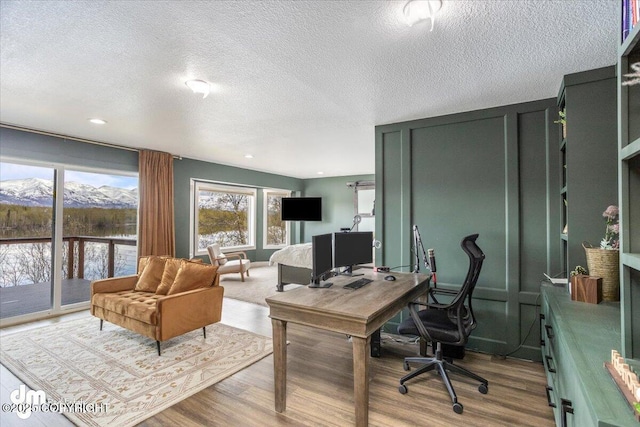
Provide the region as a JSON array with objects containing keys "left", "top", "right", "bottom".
[{"left": 540, "top": 284, "right": 637, "bottom": 427}]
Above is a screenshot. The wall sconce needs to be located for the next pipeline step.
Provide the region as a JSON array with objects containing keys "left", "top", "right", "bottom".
[
  {"left": 185, "top": 79, "right": 211, "bottom": 98},
  {"left": 403, "top": 0, "right": 442, "bottom": 31}
]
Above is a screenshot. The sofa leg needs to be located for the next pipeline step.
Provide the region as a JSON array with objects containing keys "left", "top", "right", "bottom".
[
  {"left": 99, "top": 319, "right": 103, "bottom": 331},
  {"left": 240, "top": 271, "right": 245, "bottom": 282},
  {"left": 203, "top": 327, "right": 206, "bottom": 339},
  {"left": 156, "top": 341, "right": 161, "bottom": 356}
]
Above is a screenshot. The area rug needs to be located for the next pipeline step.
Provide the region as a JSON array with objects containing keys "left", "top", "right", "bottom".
[
  {"left": 220, "top": 263, "right": 303, "bottom": 306},
  {"left": 0, "top": 318, "right": 273, "bottom": 427}
]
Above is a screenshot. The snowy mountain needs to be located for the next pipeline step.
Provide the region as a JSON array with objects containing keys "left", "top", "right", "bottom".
[{"left": 0, "top": 178, "right": 138, "bottom": 208}]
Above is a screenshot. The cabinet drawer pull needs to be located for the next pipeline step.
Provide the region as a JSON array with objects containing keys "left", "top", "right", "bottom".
[
  {"left": 545, "top": 324, "right": 554, "bottom": 339},
  {"left": 545, "top": 386, "right": 556, "bottom": 408},
  {"left": 539, "top": 313, "right": 546, "bottom": 346},
  {"left": 544, "top": 355, "right": 556, "bottom": 373},
  {"left": 561, "top": 399, "right": 574, "bottom": 427}
]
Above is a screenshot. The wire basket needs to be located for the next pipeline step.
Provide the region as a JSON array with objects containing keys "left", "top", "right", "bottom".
[{"left": 583, "top": 242, "right": 620, "bottom": 302}]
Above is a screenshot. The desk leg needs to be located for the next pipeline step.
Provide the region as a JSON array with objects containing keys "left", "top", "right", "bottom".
[
  {"left": 352, "top": 335, "right": 370, "bottom": 427},
  {"left": 272, "top": 319, "right": 287, "bottom": 413}
]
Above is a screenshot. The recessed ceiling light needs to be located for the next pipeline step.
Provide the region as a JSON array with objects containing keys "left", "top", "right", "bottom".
[
  {"left": 88, "top": 118, "right": 107, "bottom": 125},
  {"left": 185, "top": 79, "right": 210, "bottom": 98},
  {"left": 244, "top": 154, "right": 254, "bottom": 159},
  {"left": 317, "top": 171, "right": 324, "bottom": 175}
]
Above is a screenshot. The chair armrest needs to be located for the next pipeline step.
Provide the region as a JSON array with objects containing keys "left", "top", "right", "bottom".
[
  {"left": 222, "top": 251, "right": 248, "bottom": 259},
  {"left": 156, "top": 286, "right": 225, "bottom": 341},
  {"left": 91, "top": 275, "right": 138, "bottom": 296},
  {"left": 408, "top": 300, "right": 450, "bottom": 311},
  {"left": 430, "top": 288, "right": 459, "bottom": 296}
]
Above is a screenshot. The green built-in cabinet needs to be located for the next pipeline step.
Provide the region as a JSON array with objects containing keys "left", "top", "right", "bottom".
[
  {"left": 619, "top": 6, "right": 640, "bottom": 365},
  {"left": 541, "top": 285, "right": 637, "bottom": 426},
  {"left": 557, "top": 66, "right": 618, "bottom": 278}
]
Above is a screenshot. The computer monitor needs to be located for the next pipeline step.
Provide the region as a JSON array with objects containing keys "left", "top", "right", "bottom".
[
  {"left": 333, "top": 231, "right": 374, "bottom": 275},
  {"left": 309, "top": 233, "right": 334, "bottom": 288}
]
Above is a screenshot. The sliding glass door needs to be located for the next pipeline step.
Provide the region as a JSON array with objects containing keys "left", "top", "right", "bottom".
[
  {"left": 61, "top": 169, "right": 138, "bottom": 308},
  {"left": 0, "top": 160, "right": 138, "bottom": 322},
  {"left": 0, "top": 162, "right": 56, "bottom": 319}
]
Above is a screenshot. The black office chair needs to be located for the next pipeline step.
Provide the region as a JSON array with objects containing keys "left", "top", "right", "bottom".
[{"left": 397, "top": 234, "right": 488, "bottom": 414}]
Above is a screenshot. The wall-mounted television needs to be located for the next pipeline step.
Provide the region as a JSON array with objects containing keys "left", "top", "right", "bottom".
[{"left": 281, "top": 197, "right": 322, "bottom": 221}]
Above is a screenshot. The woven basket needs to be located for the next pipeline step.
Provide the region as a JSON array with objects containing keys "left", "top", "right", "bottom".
[{"left": 583, "top": 242, "right": 619, "bottom": 302}]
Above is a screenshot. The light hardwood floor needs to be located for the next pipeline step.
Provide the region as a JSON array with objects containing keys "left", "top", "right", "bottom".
[{"left": 1, "top": 298, "right": 555, "bottom": 426}]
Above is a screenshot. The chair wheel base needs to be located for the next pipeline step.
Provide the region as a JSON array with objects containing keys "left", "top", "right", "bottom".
[
  {"left": 398, "top": 384, "right": 408, "bottom": 394},
  {"left": 479, "top": 383, "right": 488, "bottom": 394},
  {"left": 453, "top": 402, "right": 463, "bottom": 414},
  {"left": 403, "top": 361, "right": 410, "bottom": 371}
]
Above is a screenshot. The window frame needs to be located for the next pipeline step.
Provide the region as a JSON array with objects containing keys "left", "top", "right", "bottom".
[
  {"left": 191, "top": 180, "right": 257, "bottom": 256},
  {"left": 263, "top": 189, "right": 291, "bottom": 249}
]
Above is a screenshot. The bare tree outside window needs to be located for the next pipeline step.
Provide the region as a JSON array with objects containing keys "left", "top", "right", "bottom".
[
  {"left": 197, "top": 186, "right": 255, "bottom": 251},
  {"left": 266, "top": 194, "right": 287, "bottom": 246}
]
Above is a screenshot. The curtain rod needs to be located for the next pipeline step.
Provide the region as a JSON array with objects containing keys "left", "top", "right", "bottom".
[{"left": 0, "top": 123, "right": 181, "bottom": 159}]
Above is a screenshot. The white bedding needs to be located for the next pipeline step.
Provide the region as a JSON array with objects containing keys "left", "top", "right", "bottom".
[{"left": 269, "top": 243, "right": 312, "bottom": 269}]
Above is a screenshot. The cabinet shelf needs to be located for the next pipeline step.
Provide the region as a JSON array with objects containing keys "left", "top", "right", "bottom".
[
  {"left": 620, "top": 21, "right": 640, "bottom": 57},
  {"left": 622, "top": 253, "right": 640, "bottom": 271},
  {"left": 620, "top": 137, "right": 640, "bottom": 161}
]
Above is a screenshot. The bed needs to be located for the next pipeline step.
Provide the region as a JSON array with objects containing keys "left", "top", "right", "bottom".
[{"left": 269, "top": 243, "right": 313, "bottom": 291}]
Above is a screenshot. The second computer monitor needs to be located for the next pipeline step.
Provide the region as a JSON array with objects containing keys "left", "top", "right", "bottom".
[
  {"left": 333, "top": 231, "right": 374, "bottom": 270},
  {"left": 311, "top": 233, "right": 333, "bottom": 285}
]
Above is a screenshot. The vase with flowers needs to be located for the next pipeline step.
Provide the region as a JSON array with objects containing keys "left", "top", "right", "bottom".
[
  {"left": 583, "top": 205, "right": 620, "bottom": 301},
  {"left": 600, "top": 205, "right": 620, "bottom": 250}
]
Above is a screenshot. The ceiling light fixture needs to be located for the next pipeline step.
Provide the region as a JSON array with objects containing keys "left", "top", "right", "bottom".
[
  {"left": 88, "top": 118, "right": 107, "bottom": 125},
  {"left": 403, "top": 0, "right": 442, "bottom": 30},
  {"left": 244, "top": 154, "right": 254, "bottom": 159},
  {"left": 185, "top": 79, "right": 211, "bottom": 98}
]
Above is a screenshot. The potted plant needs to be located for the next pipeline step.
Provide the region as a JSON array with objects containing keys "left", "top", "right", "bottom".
[
  {"left": 582, "top": 205, "right": 620, "bottom": 301},
  {"left": 554, "top": 109, "right": 566, "bottom": 139}
]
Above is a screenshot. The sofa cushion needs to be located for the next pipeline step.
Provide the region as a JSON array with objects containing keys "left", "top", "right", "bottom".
[
  {"left": 167, "top": 261, "right": 218, "bottom": 295},
  {"left": 137, "top": 256, "right": 152, "bottom": 274},
  {"left": 156, "top": 258, "right": 183, "bottom": 295},
  {"left": 134, "top": 257, "right": 166, "bottom": 292},
  {"left": 92, "top": 290, "right": 161, "bottom": 325}
]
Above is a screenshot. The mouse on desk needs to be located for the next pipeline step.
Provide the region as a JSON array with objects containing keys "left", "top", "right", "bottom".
[{"left": 384, "top": 275, "right": 396, "bottom": 281}]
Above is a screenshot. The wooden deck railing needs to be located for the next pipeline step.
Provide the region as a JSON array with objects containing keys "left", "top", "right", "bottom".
[{"left": 0, "top": 236, "right": 137, "bottom": 279}]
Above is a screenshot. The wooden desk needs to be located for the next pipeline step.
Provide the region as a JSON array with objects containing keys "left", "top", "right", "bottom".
[{"left": 266, "top": 270, "right": 430, "bottom": 426}]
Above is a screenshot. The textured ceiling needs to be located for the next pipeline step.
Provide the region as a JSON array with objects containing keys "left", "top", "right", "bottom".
[{"left": 0, "top": 1, "right": 619, "bottom": 178}]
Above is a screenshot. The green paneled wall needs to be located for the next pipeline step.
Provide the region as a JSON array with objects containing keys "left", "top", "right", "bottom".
[
  {"left": 302, "top": 174, "right": 375, "bottom": 242},
  {"left": 375, "top": 98, "right": 559, "bottom": 361}
]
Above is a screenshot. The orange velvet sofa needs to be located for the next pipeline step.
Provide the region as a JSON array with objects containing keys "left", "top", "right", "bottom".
[{"left": 90, "top": 256, "right": 224, "bottom": 355}]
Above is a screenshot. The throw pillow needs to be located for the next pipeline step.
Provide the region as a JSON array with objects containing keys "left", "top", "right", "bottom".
[
  {"left": 134, "top": 257, "right": 166, "bottom": 292},
  {"left": 155, "top": 258, "right": 183, "bottom": 295},
  {"left": 216, "top": 253, "right": 228, "bottom": 265},
  {"left": 167, "top": 261, "right": 219, "bottom": 295},
  {"left": 137, "top": 256, "right": 152, "bottom": 274}
]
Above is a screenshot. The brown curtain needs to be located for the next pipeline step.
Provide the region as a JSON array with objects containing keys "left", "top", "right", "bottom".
[{"left": 138, "top": 150, "right": 175, "bottom": 257}]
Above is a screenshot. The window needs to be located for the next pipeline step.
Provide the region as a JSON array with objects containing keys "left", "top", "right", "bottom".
[
  {"left": 263, "top": 189, "right": 290, "bottom": 249},
  {"left": 193, "top": 181, "right": 256, "bottom": 254}
]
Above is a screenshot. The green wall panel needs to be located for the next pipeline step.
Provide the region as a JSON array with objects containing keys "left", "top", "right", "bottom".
[{"left": 409, "top": 117, "right": 506, "bottom": 288}]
